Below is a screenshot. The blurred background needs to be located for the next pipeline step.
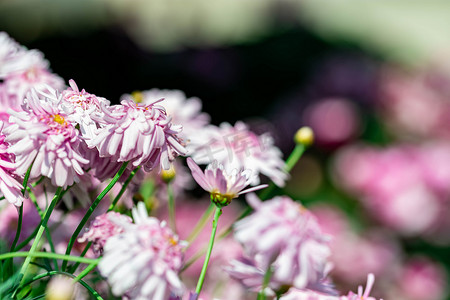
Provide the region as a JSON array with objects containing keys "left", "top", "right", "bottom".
[{"left": 2, "top": 0, "right": 450, "bottom": 299}]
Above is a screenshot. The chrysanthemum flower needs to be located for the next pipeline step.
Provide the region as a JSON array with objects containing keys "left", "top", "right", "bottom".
[
  {"left": 190, "top": 121, "right": 287, "bottom": 187},
  {"left": 4, "top": 89, "right": 88, "bottom": 188},
  {"left": 0, "top": 122, "right": 25, "bottom": 206},
  {"left": 61, "top": 79, "right": 111, "bottom": 141},
  {"left": 91, "top": 99, "right": 186, "bottom": 172},
  {"left": 98, "top": 202, "right": 186, "bottom": 300},
  {"left": 187, "top": 157, "right": 267, "bottom": 207},
  {"left": 123, "top": 89, "right": 210, "bottom": 143},
  {"left": 3, "top": 50, "right": 64, "bottom": 108},
  {"left": 78, "top": 212, "right": 132, "bottom": 255},
  {"left": 232, "top": 194, "right": 330, "bottom": 289}
]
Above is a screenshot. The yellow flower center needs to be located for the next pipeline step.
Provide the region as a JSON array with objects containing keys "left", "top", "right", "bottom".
[
  {"left": 53, "top": 114, "right": 66, "bottom": 125},
  {"left": 131, "top": 91, "right": 144, "bottom": 103}
]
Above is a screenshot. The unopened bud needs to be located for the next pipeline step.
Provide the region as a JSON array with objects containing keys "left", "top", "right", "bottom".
[
  {"left": 294, "top": 126, "right": 314, "bottom": 147},
  {"left": 161, "top": 164, "right": 176, "bottom": 183}
]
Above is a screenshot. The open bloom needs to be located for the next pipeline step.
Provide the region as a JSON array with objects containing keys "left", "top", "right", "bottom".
[
  {"left": 340, "top": 274, "right": 378, "bottom": 300},
  {"left": 4, "top": 89, "right": 88, "bottom": 188},
  {"left": 0, "top": 122, "right": 25, "bottom": 206},
  {"left": 98, "top": 202, "right": 186, "bottom": 300},
  {"left": 91, "top": 99, "right": 186, "bottom": 172},
  {"left": 190, "top": 121, "right": 287, "bottom": 187},
  {"left": 123, "top": 89, "right": 210, "bottom": 144},
  {"left": 232, "top": 195, "right": 330, "bottom": 289},
  {"left": 187, "top": 157, "right": 267, "bottom": 207},
  {"left": 61, "top": 79, "right": 111, "bottom": 142},
  {"left": 78, "top": 212, "right": 132, "bottom": 255}
]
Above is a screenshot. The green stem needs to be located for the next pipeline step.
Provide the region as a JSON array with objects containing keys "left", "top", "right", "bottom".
[
  {"left": 167, "top": 182, "right": 176, "bottom": 232},
  {"left": 0, "top": 251, "right": 98, "bottom": 264},
  {"left": 62, "top": 162, "right": 129, "bottom": 271},
  {"left": 107, "top": 166, "right": 140, "bottom": 212},
  {"left": 29, "top": 189, "right": 58, "bottom": 270},
  {"left": 14, "top": 226, "right": 39, "bottom": 251},
  {"left": 73, "top": 259, "right": 99, "bottom": 283},
  {"left": 257, "top": 266, "right": 273, "bottom": 300},
  {"left": 186, "top": 203, "right": 215, "bottom": 246},
  {"left": 19, "top": 187, "right": 64, "bottom": 285},
  {"left": 194, "top": 207, "right": 222, "bottom": 299},
  {"left": 67, "top": 242, "right": 92, "bottom": 274},
  {"left": 23, "top": 271, "right": 103, "bottom": 300}
]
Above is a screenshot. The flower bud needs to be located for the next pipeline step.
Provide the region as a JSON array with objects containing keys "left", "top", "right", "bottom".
[
  {"left": 161, "top": 163, "right": 176, "bottom": 183},
  {"left": 294, "top": 126, "right": 314, "bottom": 147}
]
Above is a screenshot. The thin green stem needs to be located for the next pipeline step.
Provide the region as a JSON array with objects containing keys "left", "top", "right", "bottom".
[
  {"left": 257, "top": 266, "right": 273, "bottom": 300},
  {"left": 108, "top": 166, "right": 140, "bottom": 212},
  {"left": 62, "top": 161, "right": 129, "bottom": 271},
  {"left": 19, "top": 187, "right": 64, "bottom": 285},
  {"left": 186, "top": 203, "right": 215, "bottom": 245},
  {"left": 67, "top": 242, "right": 92, "bottom": 274},
  {"left": 23, "top": 271, "right": 103, "bottom": 300},
  {"left": 0, "top": 252, "right": 97, "bottom": 264},
  {"left": 167, "top": 182, "right": 176, "bottom": 232},
  {"left": 29, "top": 189, "right": 58, "bottom": 270},
  {"left": 14, "top": 226, "right": 39, "bottom": 251},
  {"left": 194, "top": 207, "right": 222, "bottom": 299},
  {"left": 73, "top": 259, "right": 99, "bottom": 283}
]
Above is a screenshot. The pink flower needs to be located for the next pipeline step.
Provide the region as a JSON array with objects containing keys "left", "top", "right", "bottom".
[
  {"left": 4, "top": 89, "right": 89, "bottom": 188},
  {"left": 122, "top": 89, "right": 210, "bottom": 143},
  {"left": 231, "top": 195, "right": 331, "bottom": 290},
  {"left": 3, "top": 50, "right": 64, "bottom": 109},
  {"left": 61, "top": 79, "right": 111, "bottom": 142},
  {"left": 187, "top": 157, "right": 267, "bottom": 207},
  {"left": 0, "top": 121, "right": 25, "bottom": 206},
  {"left": 280, "top": 288, "right": 338, "bottom": 300},
  {"left": 91, "top": 99, "right": 186, "bottom": 172},
  {"left": 190, "top": 121, "right": 287, "bottom": 187},
  {"left": 98, "top": 202, "right": 186, "bottom": 300},
  {"left": 0, "top": 32, "right": 26, "bottom": 78},
  {"left": 391, "top": 257, "right": 447, "bottom": 300},
  {"left": 78, "top": 212, "right": 133, "bottom": 255}
]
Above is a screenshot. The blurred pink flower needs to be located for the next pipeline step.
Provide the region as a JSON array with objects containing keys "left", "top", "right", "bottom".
[
  {"left": 190, "top": 121, "right": 287, "bottom": 187},
  {"left": 0, "top": 121, "right": 25, "bottom": 206},
  {"left": 333, "top": 144, "right": 443, "bottom": 236},
  {"left": 0, "top": 198, "right": 40, "bottom": 245},
  {"left": 4, "top": 89, "right": 88, "bottom": 188},
  {"left": 187, "top": 157, "right": 267, "bottom": 207},
  {"left": 303, "top": 98, "right": 360, "bottom": 147},
  {"left": 232, "top": 194, "right": 330, "bottom": 290},
  {"left": 91, "top": 99, "right": 186, "bottom": 172},
  {"left": 78, "top": 211, "right": 132, "bottom": 255},
  {"left": 99, "top": 202, "right": 186, "bottom": 300},
  {"left": 389, "top": 257, "right": 447, "bottom": 300},
  {"left": 0, "top": 32, "right": 25, "bottom": 78}
]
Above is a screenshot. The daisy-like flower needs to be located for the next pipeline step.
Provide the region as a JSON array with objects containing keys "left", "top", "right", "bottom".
[
  {"left": 3, "top": 49, "right": 64, "bottom": 108},
  {"left": 91, "top": 99, "right": 186, "bottom": 172},
  {"left": 78, "top": 212, "right": 132, "bottom": 255},
  {"left": 4, "top": 89, "right": 89, "bottom": 188},
  {"left": 186, "top": 157, "right": 267, "bottom": 207},
  {"left": 123, "top": 89, "right": 210, "bottom": 143},
  {"left": 232, "top": 194, "right": 330, "bottom": 290},
  {"left": 190, "top": 121, "right": 287, "bottom": 187},
  {"left": 0, "top": 121, "right": 25, "bottom": 206},
  {"left": 61, "top": 79, "right": 111, "bottom": 142},
  {"left": 98, "top": 202, "right": 186, "bottom": 300}
]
